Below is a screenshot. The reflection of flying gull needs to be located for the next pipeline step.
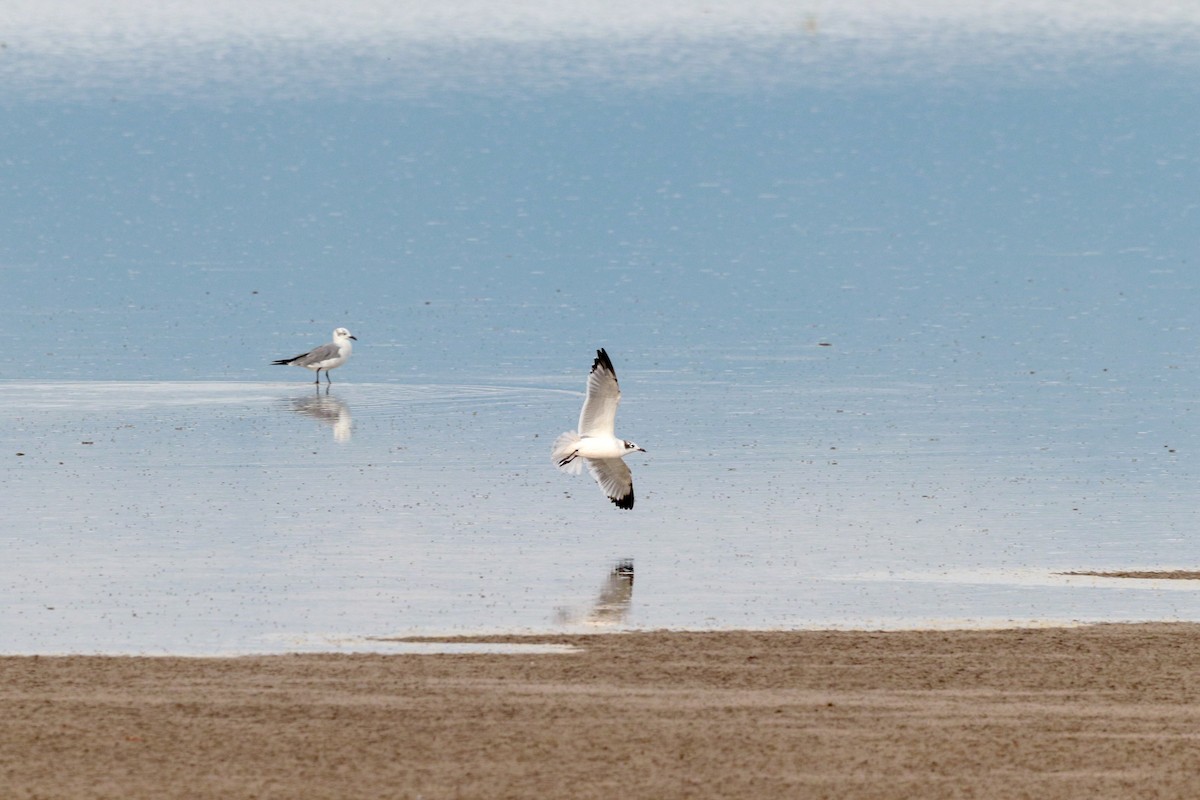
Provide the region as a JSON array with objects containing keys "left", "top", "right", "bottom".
[
  {"left": 290, "top": 394, "right": 353, "bottom": 443},
  {"left": 272, "top": 327, "right": 357, "bottom": 384},
  {"left": 552, "top": 348, "right": 646, "bottom": 509},
  {"left": 589, "top": 558, "right": 634, "bottom": 625},
  {"left": 555, "top": 559, "right": 635, "bottom": 627}
]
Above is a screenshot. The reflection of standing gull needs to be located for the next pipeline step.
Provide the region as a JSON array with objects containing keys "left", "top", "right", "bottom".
[
  {"left": 272, "top": 327, "right": 357, "bottom": 384},
  {"left": 289, "top": 394, "right": 353, "bottom": 442},
  {"left": 552, "top": 348, "right": 646, "bottom": 509},
  {"left": 555, "top": 559, "right": 635, "bottom": 627}
]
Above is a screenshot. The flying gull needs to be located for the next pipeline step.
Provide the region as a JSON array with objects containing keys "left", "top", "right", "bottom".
[
  {"left": 552, "top": 348, "right": 646, "bottom": 509},
  {"left": 272, "top": 327, "right": 357, "bottom": 384}
]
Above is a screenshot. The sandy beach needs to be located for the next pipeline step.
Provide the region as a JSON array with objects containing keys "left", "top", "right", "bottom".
[{"left": 4, "top": 624, "right": 1200, "bottom": 799}]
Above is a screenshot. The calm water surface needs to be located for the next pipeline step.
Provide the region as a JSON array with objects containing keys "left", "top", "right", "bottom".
[{"left": 2, "top": 2, "right": 1198, "bottom": 653}]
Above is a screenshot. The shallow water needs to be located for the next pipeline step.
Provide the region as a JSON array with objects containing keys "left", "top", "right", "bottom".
[
  {"left": 2, "top": 2, "right": 1199, "bottom": 653},
  {"left": 5, "top": 370, "right": 1196, "bottom": 654}
]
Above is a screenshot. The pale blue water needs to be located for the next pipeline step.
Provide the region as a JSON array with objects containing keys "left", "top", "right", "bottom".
[{"left": 2, "top": 2, "right": 1199, "bottom": 654}]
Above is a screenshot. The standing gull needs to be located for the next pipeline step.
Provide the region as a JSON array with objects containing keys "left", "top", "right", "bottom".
[
  {"left": 552, "top": 348, "right": 646, "bottom": 510},
  {"left": 272, "top": 327, "right": 357, "bottom": 384}
]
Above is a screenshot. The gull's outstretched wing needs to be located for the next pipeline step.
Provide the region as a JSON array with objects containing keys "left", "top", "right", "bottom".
[
  {"left": 587, "top": 457, "right": 634, "bottom": 510},
  {"left": 578, "top": 348, "right": 621, "bottom": 437}
]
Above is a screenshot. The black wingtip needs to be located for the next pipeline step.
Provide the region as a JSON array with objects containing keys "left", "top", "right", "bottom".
[
  {"left": 592, "top": 348, "right": 616, "bottom": 376},
  {"left": 273, "top": 351, "right": 309, "bottom": 365},
  {"left": 610, "top": 488, "right": 634, "bottom": 510}
]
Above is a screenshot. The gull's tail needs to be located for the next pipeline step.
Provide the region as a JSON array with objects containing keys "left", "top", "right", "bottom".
[{"left": 552, "top": 431, "right": 584, "bottom": 475}]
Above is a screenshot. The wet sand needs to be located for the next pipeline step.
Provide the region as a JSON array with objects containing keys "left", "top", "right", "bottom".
[{"left": 4, "top": 624, "right": 1200, "bottom": 799}]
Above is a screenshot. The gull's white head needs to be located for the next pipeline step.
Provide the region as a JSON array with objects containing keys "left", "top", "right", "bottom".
[
  {"left": 623, "top": 440, "right": 646, "bottom": 454},
  {"left": 333, "top": 327, "right": 357, "bottom": 342}
]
